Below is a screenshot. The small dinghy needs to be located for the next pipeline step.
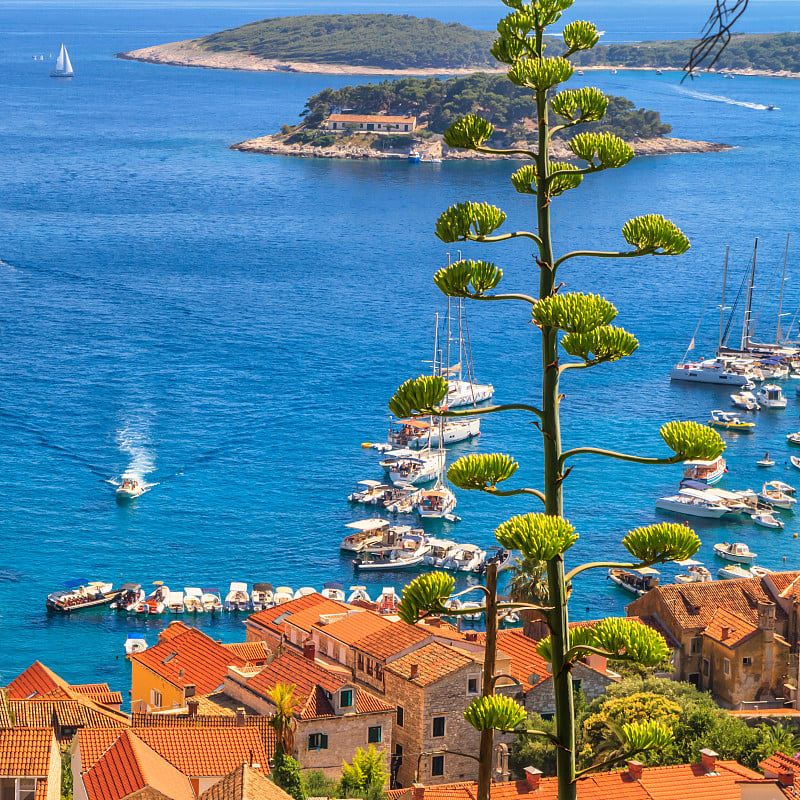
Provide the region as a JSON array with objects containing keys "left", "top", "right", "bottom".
[
  {"left": 375, "top": 587, "right": 399, "bottom": 614},
  {"left": 321, "top": 581, "right": 346, "bottom": 602},
  {"left": 201, "top": 588, "right": 222, "bottom": 613},
  {"left": 251, "top": 583, "right": 274, "bottom": 611},
  {"left": 347, "top": 585, "right": 372, "bottom": 604},
  {"left": 750, "top": 565, "right": 773, "bottom": 578},
  {"left": 752, "top": 511, "right": 784, "bottom": 529},
  {"left": 183, "top": 587, "right": 204, "bottom": 613},
  {"left": 124, "top": 634, "right": 148, "bottom": 655},
  {"left": 758, "top": 451, "right": 775, "bottom": 467},
  {"left": 787, "top": 433, "right": 800, "bottom": 446},
  {"left": 791, "top": 456, "right": 800, "bottom": 472}
]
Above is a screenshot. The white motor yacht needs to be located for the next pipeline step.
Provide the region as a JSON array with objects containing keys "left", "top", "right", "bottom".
[
  {"left": 340, "top": 519, "right": 391, "bottom": 553},
  {"left": 183, "top": 587, "right": 204, "bottom": 613},
  {"left": 714, "top": 542, "right": 756, "bottom": 564},
  {"left": 758, "top": 482, "right": 796, "bottom": 510},
  {"left": 348, "top": 479, "right": 391, "bottom": 505},
  {"left": 655, "top": 488, "right": 730, "bottom": 518},
  {"left": 353, "top": 538, "right": 431, "bottom": 571},
  {"left": 730, "top": 391, "right": 760, "bottom": 410},
  {"left": 752, "top": 511, "right": 784, "bottom": 529},
  {"left": 670, "top": 357, "right": 757, "bottom": 386},
  {"left": 442, "top": 544, "right": 486, "bottom": 572},
  {"left": 224, "top": 582, "right": 250, "bottom": 612},
  {"left": 756, "top": 384, "right": 787, "bottom": 408},
  {"left": 381, "top": 448, "right": 445, "bottom": 485},
  {"left": 422, "top": 538, "right": 459, "bottom": 567}
]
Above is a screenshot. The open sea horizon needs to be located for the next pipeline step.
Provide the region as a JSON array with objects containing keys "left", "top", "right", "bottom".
[{"left": 3, "top": 0, "right": 800, "bottom": 700}]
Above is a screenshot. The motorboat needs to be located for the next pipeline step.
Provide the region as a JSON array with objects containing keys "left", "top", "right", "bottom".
[
  {"left": 183, "top": 587, "right": 204, "bottom": 613},
  {"left": 696, "top": 486, "right": 757, "bottom": 516},
  {"left": 46, "top": 579, "right": 117, "bottom": 612},
  {"left": 348, "top": 480, "right": 392, "bottom": 505},
  {"left": 251, "top": 583, "right": 274, "bottom": 611},
  {"left": 111, "top": 583, "right": 143, "bottom": 612},
  {"left": 321, "top": 581, "right": 346, "bottom": 601},
  {"left": 383, "top": 483, "right": 420, "bottom": 514},
  {"left": 757, "top": 455, "right": 775, "bottom": 467},
  {"left": 167, "top": 591, "right": 185, "bottom": 614},
  {"left": 670, "top": 357, "right": 758, "bottom": 386},
  {"left": 134, "top": 582, "right": 169, "bottom": 615},
  {"left": 273, "top": 586, "right": 294, "bottom": 605},
  {"left": 422, "top": 538, "right": 459, "bottom": 567},
  {"left": 388, "top": 417, "right": 480, "bottom": 448},
  {"left": 380, "top": 448, "right": 445, "bottom": 485},
  {"left": 655, "top": 488, "right": 730, "bottom": 518},
  {"left": 354, "top": 535, "right": 431, "bottom": 571},
  {"left": 294, "top": 587, "right": 316, "bottom": 599},
  {"left": 442, "top": 543, "right": 487, "bottom": 572},
  {"left": 224, "top": 582, "right": 250, "bottom": 611},
  {"left": 752, "top": 511, "right": 784, "bottom": 529},
  {"left": 340, "top": 519, "right": 391, "bottom": 553},
  {"left": 756, "top": 384, "right": 787, "bottom": 408},
  {"left": 116, "top": 476, "right": 145, "bottom": 501},
  {"left": 708, "top": 410, "right": 754, "bottom": 432},
  {"left": 730, "top": 391, "right": 760, "bottom": 410},
  {"left": 718, "top": 564, "right": 753, "bottom": 580},
  {"left": 484, "top": 546, "right": 514, "bottom": 573},
  {"left": 787, "top": 432, "right": 800, "bottom": 446},
  {"left": 607, "top": 567, "right": 660, "bottom": 595},
  {"left": 758, "top": 482, "right": 796, "bottom": 510},
  {"left": 414, "top": 485, "right": 457, "bottom": 519},
  {"left": 347, "top": 585, "right": 372, "bottom": 604},
  {"left": 750, "top": 565, "right": 773, "bottom": 578},
  {"left": 771, "top": 480, "right": 796, "bottom": 495},
  {"left": 201, "top": 588, "right": 222, "bottom": 613},
  {"left": 791, "top": 456, "right": 800, "bottom": 472},
  {"left": 461, "top": 601, "right": 483, "bottom": 621},
  {"left": 673, "top": 559, "right": 712, "bottom": 584},
  {"left": 375, "top": 587, "right": 400, "bottom": 614},
  {"left": 714, "top": 542, "right": 756, "bottom": 564},
  {"left": 681, "top": 455, "right": 727, "bottom": 486},
  {"left": 124, "top": 634, "right": 148, "bottom": 655}
]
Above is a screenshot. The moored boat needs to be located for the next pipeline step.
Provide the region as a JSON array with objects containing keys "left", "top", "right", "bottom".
[
  {"left": 294, "top": 587, "right": 316, "bottom": 599},
  {"left": 758, "top": 482, "right": 796, "bottom": 510},
  {"left": 713, "top": 541, "right": 756, "bottom": 564},
  {"left": 134, "top": 582, "right": 169, "bottom": 615},
  {"left": 380, "top": 448, "right": 444, "bottom": 485},
  {"left": 321, "top": 581, "right": 346, "bottom": 602},
  {"left": 708, "top": 410, "right": 754, "bottom": 432},
  {"left": 111, "top": 583, "right": 143, "bottom": 612},
  {"left": 375, "top": 587, "right": 399, "bottom": 614},
  {"left": 340, "top": 518, "right": 391, "bottom": 553},
  {"left": 251, "top": 583, "right": 274, "bottom": 611},
  {"left": 347, "top": 585, "right": 372, "bottom": 604},
  {"left": 124, "top": 634, "right": 148, "bottom": 655},
  {"left": 224, "top": 582, "right": 250, "bottom": 611},
  {"left": 670, "top": 357, "right": 756, "bottom": 386},
  {"left": 673, "top": 560, "right": 712, "bottom": 584},
  {"left": 388, "top": 417, "right": 480, "bottom": 448},
  {"left": 681, "top": 455, "right": 727, "bottom": 486},
  {"left": 607, "top": 567, "right": 659, "bottom": 595},
  {"left": 442, "top": 543, "right": 486, "bottom": 572},
  {"left": 751, "top": 511, "right": 784, "bottom": 529},
  {"left": 787, "top": 433, "right": 800, "bottom": 446},
  {"left": 791, "top": 456, "right": 800, "bottom": 472},
  {"left": 655, "top": 488, "right": 730, "bottom": 518},
  {"left": 730, "top": 391, "right": 760, "bottom": 410},
  {"left": 201, "top": 588, "right": 222, "bottom": 613},
  {"left": 167, "top": 591, "right": 185, "bottom": 614},
  {"left": 46, "top": 580, "right": 117, "bottom": 612},
  {"left": 750, "top": 565, "right": 773, "bottom": 578},
  {"left": 756, "top": 384, "right": 787, "bottom": 408},
  {"left": 183, "top": 587, "right": 204, "bottom": 613},
  {"left": 348, "top": 479, "right": 391, "bottom": 504},
  {"left": 414, "top": 485, "right": 457, "bottom": 519},
  {"left": 273, "top": 586, "right": 294, "bottom": 605},
  {"left": 718, "top": 564, "right": 753, "bottom": 580}
]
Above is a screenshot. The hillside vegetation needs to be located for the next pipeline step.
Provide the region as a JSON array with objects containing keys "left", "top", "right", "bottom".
[
  {"left": 296, "top": 74, "right": 672, "bottom": 148},
  {"left": 197, "top": 14, "right": 496, "bottom": 69}
]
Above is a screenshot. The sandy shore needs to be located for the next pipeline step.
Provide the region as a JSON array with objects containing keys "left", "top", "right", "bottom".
[
  {"left": 231, "top": 133, "right": 731, "bottom": 161},
  {"left": 117, "top": 40, "right": 800, "bottom": 80}
]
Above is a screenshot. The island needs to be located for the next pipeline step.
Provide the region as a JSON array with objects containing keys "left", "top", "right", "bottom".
[
  {"left": 230, "top": 74, "right": 730, "bottom": 161},
  {"left": 116, "top": 15, "right": 800, "bottom": 79}
]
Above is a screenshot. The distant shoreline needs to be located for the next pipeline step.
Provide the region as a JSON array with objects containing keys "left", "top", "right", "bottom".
[{"left": 116, "top": 40, "right": 800, "bottom": 79}]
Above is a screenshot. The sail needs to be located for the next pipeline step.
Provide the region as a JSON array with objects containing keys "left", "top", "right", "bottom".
[
  {"left": 54, "top": 43, "right": 72, "bottom": 75},
  {"left": 62, "top": 45, "right": 73, "bottom": 74},
  {"left": 56, "top": 43, "right": 66, "bottom": 72}
]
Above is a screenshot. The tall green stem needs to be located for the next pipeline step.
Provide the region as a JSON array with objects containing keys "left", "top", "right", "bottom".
[
  {"left": 476, "top": 562, "right": 498, "bottom": 800},
  {"left": 534, "top": 29, "right": 576, "bottom": 800}
]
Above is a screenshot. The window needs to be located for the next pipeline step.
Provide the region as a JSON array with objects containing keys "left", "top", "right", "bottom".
[
  {"left": 397, "top": 705, "right": 404, "bottom": 727},
  {"left": 376, "top": 664, "right": 383, "bottom": 679},
  {"left": 18, "top": 780, "right": 36, "bottom": 800},
  {"left": 702, "top": 658, "right": 710, "bottom": 676},
  {"left": 432, "top": 716, "right": 445, "bottom": 737},
  {"left": 357, "top": 653, "right": 364, "bottom": 670},
  {"left": 743, "top": 657, "right": 753, "bottom": 666},
  {"left": 367, "top": 660, "right": 374, "bottom": 677},
  {"left": 308, "top": 733, "right": 329, "bottom": 750},
  {"left": 724, "top": 658, "right": 731, "bottom": 676},
  {"left": 340, "top": 689, "right": 353, "bottom": 708},
  {"left": 431, "top": 755, "right": 445, "bottom": 777},
  {"left": 368, "top": 726, "right": 382, "bottom": 744},
  {"left": 690, "top": 637, "right": 702, "bottom": 655},
  {"left": 571, "top": 679, "right": 582, "bottom": 695},
  {"left": 467, "top": 677, "right": 479, "bottom": 695},
  {"left": 150, "top": 689, "right": 162, "bottom": 708}
]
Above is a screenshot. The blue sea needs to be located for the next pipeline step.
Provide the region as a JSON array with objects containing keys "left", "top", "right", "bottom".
[{"left": 2, "top": 0, "right": 800, "bottom": 699}]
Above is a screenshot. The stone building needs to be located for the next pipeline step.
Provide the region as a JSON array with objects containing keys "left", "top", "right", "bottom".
[{"left": 326, "top": 114, "right": 416, "bottom": 133}]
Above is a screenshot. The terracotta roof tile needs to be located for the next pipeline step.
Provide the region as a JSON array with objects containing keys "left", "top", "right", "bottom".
[
  {"left": 313, "top": 610, "right": 393, "bottom": 645},
  {"left": 328, "top": 114, "right": 415, "bottom": 124},
  {"left": 386, "top": 642, "right": 476, "bottom": 686},
  {"left": 131, "top": 627, "right": 247, "bottom": 696},
  {"left": 282, "top": 601, "right": 353, "bottom": 636},
  {"left": 82, "top": 730, "right": 194, "bottom": 800},
  {"left": 245, "top": 649, "right": 344, "bottom": 699},
  {"left": 7, "top": 662, "right": 71, "bottom": 700},
  {"left": 760, "top": 750, "right": 800, "bottom": 776},
  {"left": 247, "top": 594, "right": 349, "bottom": 636},
  {"left": 703, "top": 606, "right": 760, "bottom": 647},
  {"left": 0, "top": 728, "right": 54, "bottom": 775},
  {"left": 223, "top": 642, "right": 270, "bottom": 663},
  {"left": 77, "top": 726, "right": 270, "bottom": 778},
  {"left": 199, "top": 763, "right": 292, "bottom": 800},
  {"left": 0, "top": 693, "right": 11, "bottom": 728},
  {"left": 159, "top": 621, "right": 192, "bottom": 641},
  {"left": 493, "top": 630, "right": 552, "bottom": 690},
  {"left": 353, "top": 620, "right": 431, "bottom": 661}
]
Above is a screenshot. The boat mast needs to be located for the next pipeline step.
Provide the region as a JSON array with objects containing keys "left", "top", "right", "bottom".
[
  {"left": 446, "top": 254, "right": 452, "bottom": 382},
  {"left": 718, "top": 245, "right": 729, "bottom": 352},
  {"left": 777, "top": 233, "right": 790, "bottom": 342},
  {"left": 741, "top": 239, "right": 758, "bottom": 352}
]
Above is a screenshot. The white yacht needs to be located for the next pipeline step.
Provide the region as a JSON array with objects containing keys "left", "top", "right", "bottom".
[
  {"left": 714, "top": 542, "right": 756, "bottom": 563},
  {"left": 415, "top": 486, "right": 457, "bottom": 518},
  {"left": 670, "top": 357, "right": 756, "bottom": 386},
  {"left": 752, "top": 511, "right": 784, "bottom": 529},
  {"left": 681, "top": 455, "right": 727, "bottom": 486},
  {"left": 655, "top": 488, "right": 730, "bottom": 518},
  {"left": 340, "top": 519, "right": 391, "bottom": 553},
  {"left": 380, "top": 448, "right": 445, "bottom": 485},
  {"left": 730, "top": 390, "right": 760, "bottom": 410},
  {"left": 756, "top": 384, "right": 787, "bottom": 408},
  {"left": 388, "top": 417, "right": 480, "bottom": 448},
  {"left": 758, "top": 482, "right": 796, "bottom": 509},
  {"left": 442, "top": 544, "right": 486, "bottom": 572},
  {"left": 422, "top": 538, "right": 458, "bottom": 567},
  {"left": 224, "top": 582, "right": 250, "bottom": 612},
  {"left": 353, "top": 537, "right": 431, "bottom": 571},
  {"left": 348, "top": 479, "right": 391, "bottom": 504}
]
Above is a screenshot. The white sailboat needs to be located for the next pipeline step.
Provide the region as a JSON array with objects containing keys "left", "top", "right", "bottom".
[{"left": 50, "top": 43, "right": 73, "bottom": 78}]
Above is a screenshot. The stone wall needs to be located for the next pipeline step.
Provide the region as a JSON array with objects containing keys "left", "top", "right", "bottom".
[{"left": 523, "top": 663, "right": 616, "bottom": 717}]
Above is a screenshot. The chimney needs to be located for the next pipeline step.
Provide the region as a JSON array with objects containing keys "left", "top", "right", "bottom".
[
  {"left": 465, "top": 632, "right": 478, "bottom": 643},
  {"left": 187, "top": 699, "right": 199, "bottom": 718},
  {"left": 412, "top": 782, "right": 425, "bottom": 800},
  {"left": 410, "top": 664, "right": 419, "bottom": 679},
  {"left": 235, "top": 707, "right": 246, "bottom": 727},
  {"left": 700, "top": 748, "right": 718, "bottom": 774},
  {"left": 584, "top": 652, "right": 608, "bottom": 673},
  {"left": 522, "top": 615, "right": 550, "bottom": 641},
  {"left": 184, "top": 684, "right": 196, "bottom": 698},
  {"left": 758, "top": 602, "right": 776, "bottom": 642},
  {"left": 303, "top": 639, "right": 316, "bottom": 661},
  {"left": 524, "top": 766, "right": 542, "bottom": 790},
  {"left": 778, "top": 771, "right": 796, "bottom": 787},
  {"left": 627, "top": 761, "right": 644, "bottom": 781}
]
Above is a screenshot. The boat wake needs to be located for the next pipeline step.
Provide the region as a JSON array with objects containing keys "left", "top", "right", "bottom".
[
  {"left": 674, "top": 86, "right": 776, "bottom": 111},
  {"left": 0, "top": 258, "right": 16, "bottom": 271},
  {"left": 115, "top": 423, "right": 157, "bottom": 490}
]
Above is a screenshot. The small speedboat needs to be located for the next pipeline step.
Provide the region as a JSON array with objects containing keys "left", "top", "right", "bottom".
[
  {"left": 714, "top": 541, "right": 756, "bottom": 564},
  {"left": 461, "top": 601, "right": 483, "bottom": 621},
  {"left": 224, "top": 582, "right": 250, "bottom": 612},
  {"left": 674, "top": 559, "right": 712, "bottom": 584},
  {"left": 201, "top": 588, "right": 222, "bottom": 613},
  {"left": 375, "top": 587, "right": 399, "bottom": 614},
  {"left": 758, "top": 455, "right": 775, "bottom": 467},
  {"left": 771, "top": 480, "right": 796, "bottom": 495},
  {"left": 46, "top": 580, "right": 117, "bottom": 613},
  {"left": 787, "top": 433, "right": 800, "bottom": 446},
  {"left": 167, "top": 590, "right": 185, "bottom": 614},
  {"left": 116, "top": 476, "right": 144, "bottom": 501},
  {"left": 183, "top": 587, "right": 204, "bottom": 613},
  {"left": 321, "top": 581, "right": 346, "bottom": 602},
  {"left": 791, "top": 456, "right": 800, "bottom": 472},
  {"left": 730, "top": 390, "right": 760, "bottom": 410},
  {"left": 124, "top": 634, "right": 148, "bottom": 655},
  {"left": 750, "top": 565, "right": 773, "bottom": 578},
  {"left": 607, "top": 567, "right": 659, "bottom": 595},
  {"left": 752, "top": 511, "right": 784, "bottom": 529},
  {"left": 134, "top": 582, "right": 169, "bottom": 615},
  {"left": 347, "top": 585, "right": 372, "bottom": 604},
  {"left": 756, "top": 384, "right": 787, "bottom": 409},
  {"left": 718, "top": 564, "right": 753, "bottom": 580},
  {"left": 294, "top": 587, "right": 316, "bottom": 599},
  {"left": 758, "top": 482, "right": 797, "bottom": 510},
  {"left": 251, "top": 583, "right": 274, "bottom": 611},
  {"left": 111, "top": 583, "right": 144, "bottom": 612},
  {"left": 708, "top": 410, "right": 754, "bottom": 432},
  {"left": 273, "top": 586, "right": 294, "bottom": 605}
]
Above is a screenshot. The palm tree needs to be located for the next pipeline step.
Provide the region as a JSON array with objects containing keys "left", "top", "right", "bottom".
[
  {"left": 506, "top": 556, "right": 549, "bottom": 605},
  {"left": 268, "top": 681, "right": 300, "bottom": 756},
  {"left": 762, "top": 722, "right": 800, "bottom": 756}
]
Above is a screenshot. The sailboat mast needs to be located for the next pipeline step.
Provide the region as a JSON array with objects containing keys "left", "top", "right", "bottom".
[
  {"left": 741, "top": 239, "right": 758, "bottom": 352},
  {"left": 718, "top": 245, "right": 729, "bottom": 352},
  {"left": 777, "top": 233, "right": 790, "bottom": 342}
]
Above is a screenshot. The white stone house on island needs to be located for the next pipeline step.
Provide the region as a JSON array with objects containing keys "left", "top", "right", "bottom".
[{"left": 327, "top": 114, "right": 416, "bottom": 133}]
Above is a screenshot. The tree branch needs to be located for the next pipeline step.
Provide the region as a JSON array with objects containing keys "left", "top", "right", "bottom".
[
  {"left": 563, "top": 643, "right": 617, "bottom": 664},
  {"left": 467, "top": 292, "right": 538, "bottom": 305},
  {"left": 559, "top": 447, "right": 682, "bottom": 469},
  {"left": 553, "top": 249, "right": 650, "bottom": 270},
  {"left": 547, "top": 165, "right": 601, "bottom": 182},
  {"left": 564, "top": 560, "right": 638, "bottom": 583},
  {"left": 432, "top": 403, "right": 545, "bottom": 421},
  {"left": 485, "top": 486, "right": 546, "bottom": 504},
  {"left": 575, "top": 750, "right": 646, "bottom": 779},
  {"left": 475, "top": 144, "right": 538, "bottom": 159},
  {"left": 468, "top": 230, "right": 543, "bottom": 247}
]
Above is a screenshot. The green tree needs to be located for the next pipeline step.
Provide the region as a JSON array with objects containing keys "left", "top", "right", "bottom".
[
  {"left": 387, "top": 1, "right": 725, "bottom": 798},
  {"left": 60, "top": 745, "right": 73, "bottom": 800},
  {"left": 339, "top": 746, "right": 388, "bottom": 800},
  {"left": 302, "top": 769, "right": 339, "bottom": 798},
  {"left": 268, "top": 681, "right": 300, "bottom": 755},
  {"left": 273, "top": 746, "right": 307, "bottom": 800}
]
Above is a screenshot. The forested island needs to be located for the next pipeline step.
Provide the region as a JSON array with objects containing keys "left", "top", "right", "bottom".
[
  {"left": 231, "top": 74, "right": 729, "bottom": 161},
  {"left": 116, "top": 14, "right": 800, "bottom": 77}
]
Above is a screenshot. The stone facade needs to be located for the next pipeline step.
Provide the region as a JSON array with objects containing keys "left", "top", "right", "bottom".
[{"left": 520, "top": 661, "right": 617, "bottom": 717}]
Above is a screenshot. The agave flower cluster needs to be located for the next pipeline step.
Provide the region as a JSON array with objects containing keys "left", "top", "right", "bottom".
[{"left": 388, "top": 0, "right": 723, "bottom": 798}]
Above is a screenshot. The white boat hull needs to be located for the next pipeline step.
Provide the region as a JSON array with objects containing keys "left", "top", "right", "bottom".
[
  {"left": 445, "top": 380, "right": 494, "bottom": 408},
  {"left": 409, "top": 419, "right": 480, "bottom": 448},
  {"left": 655, "top": 497, "right": 729, "bottom": 518},
  {"left": 670, "top": 365, "right": 751, "bottom": 386}
]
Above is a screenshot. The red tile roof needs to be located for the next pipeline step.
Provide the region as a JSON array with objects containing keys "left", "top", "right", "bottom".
[
  {"left": 703, "top": 606, "right": 761, "bottom": 647},
  {"left": 131, "top": 627, "right": 247, "bottom": 696},
  {"left": 77, "top": 726, "right": 270, "bottom": 777},
  {"left": 387, "top": 760, "right": 766, "bottom": 800},
  {"left": 386, "top": 642, "right": 477, "bottom": 686},
  {"left": 760, "top": 751, "right": 800, "bottom": 776},
  {"left": 7, "top": 662, "right": 71, "bottom": 700},
  {"left": 283, "top": 601, "right": 353, "bottom": 635},
  {"left": 223, "top": 642, "right": 270, "bottom": 663},
  {"left": 0, "top": 728, "right": 55, "bottom": 776},
  {"left": 494, "top": 629, "right": 552, "bottom": 690},
  {"left": 329, "top": 114, "right": 416, "bottom": 124},
  {"left": 247, "top": 594, "right": 348, "bottom": 637},
  {"left": 313, "top": 610, "right": 393, "bottom": 645},
  {"left": 198, "top": 763, "right": 291, "bottom": 800},
  {"left": 353, "top": 620, "right": 432, "bottom": 660},
  {"left": 10, "top": 699, "right": 129, "bottom": 732},
  {"left": 82, "top": 730, "right": 194, "bottom": 800},
  {"left": 72, "top": 685, "right": 123, "bottom": 706}
]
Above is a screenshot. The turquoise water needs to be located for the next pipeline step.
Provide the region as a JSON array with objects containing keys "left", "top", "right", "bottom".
[{"left": 3, "top": 1, "right": 800, "bottom": 696}]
